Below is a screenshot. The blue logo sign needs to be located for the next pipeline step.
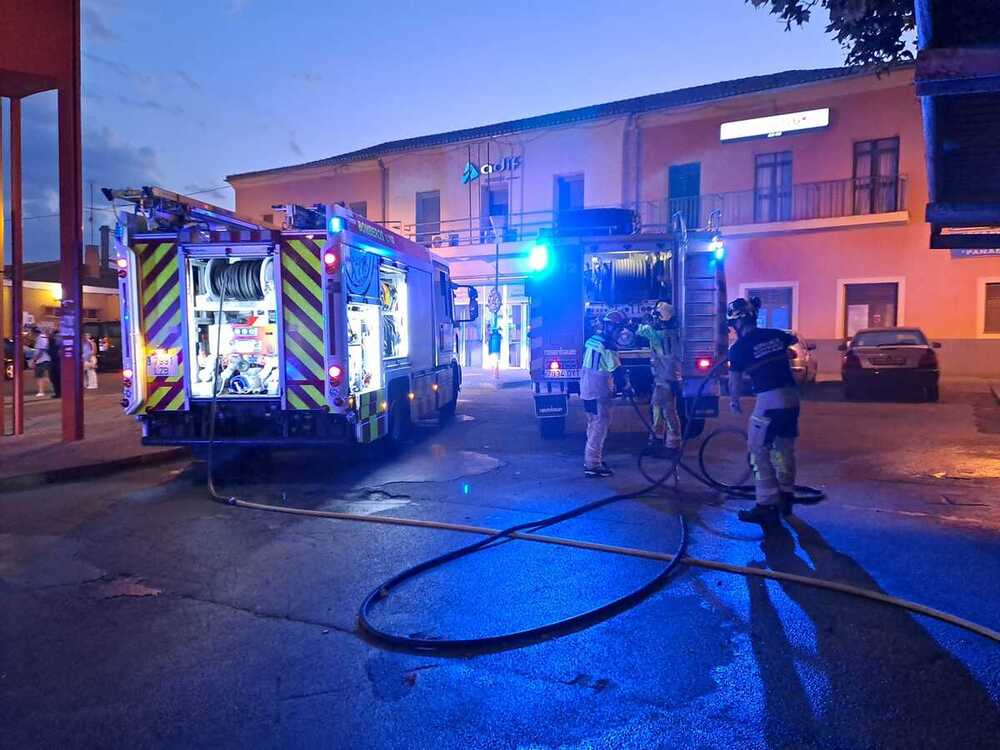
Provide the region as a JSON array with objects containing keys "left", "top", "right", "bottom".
[
  {"left": 461, "top": 161, "right": 480, "bottom": 184},
  {"left": 461, "top": 156, "right": 521, "bottom": 184}
]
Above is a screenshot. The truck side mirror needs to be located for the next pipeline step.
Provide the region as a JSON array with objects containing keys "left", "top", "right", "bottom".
[
  {"left": 452, "top": 285, "right": 479, "bottom": 324},
  {"left": 932, "top": 342, "right": 941, "bottom": 349}
]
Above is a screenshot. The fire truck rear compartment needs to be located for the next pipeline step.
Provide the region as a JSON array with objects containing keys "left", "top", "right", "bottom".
[{"left": 186, "top": 254, "right": 280, "bottom": 401}]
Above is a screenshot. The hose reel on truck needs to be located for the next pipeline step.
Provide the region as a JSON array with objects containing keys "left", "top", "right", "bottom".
[{"left": 201, "top": 257, "right": 274, "bottom": 303}]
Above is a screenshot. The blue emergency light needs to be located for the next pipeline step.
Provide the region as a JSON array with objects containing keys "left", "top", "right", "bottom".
[
  {"left": 709, "top": 237, "right": 725, "bottom": 261},
  {"left": 528, "top": 242, "right": 550, "bottom": 273},
  {"left": 328, "top": 215, "right": 344, "bottom": 234}
]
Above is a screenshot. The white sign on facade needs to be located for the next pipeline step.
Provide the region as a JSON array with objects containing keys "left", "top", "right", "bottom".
[{"left": 720, "top": 108, "right": 830, "bottom": 142}]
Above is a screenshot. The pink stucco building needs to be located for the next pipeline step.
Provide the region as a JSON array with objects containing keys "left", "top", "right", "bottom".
[{"left": 228, "top": 65, "right": 1000, "bottom": 375}]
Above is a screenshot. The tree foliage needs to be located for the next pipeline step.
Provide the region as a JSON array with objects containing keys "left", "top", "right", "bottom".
[{"left": 748, "top": 0, "right": 916, "bottom": 67}]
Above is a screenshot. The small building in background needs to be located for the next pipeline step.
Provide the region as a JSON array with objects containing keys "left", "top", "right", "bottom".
[{"left": 2, "top": 244, "right": 119, "bottom": 332}]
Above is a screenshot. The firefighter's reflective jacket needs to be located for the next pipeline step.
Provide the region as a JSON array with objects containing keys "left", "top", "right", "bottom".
[
  {"left": 580, "top": 334, "right": 620, "bottom": 400},
  {"left": 638, "top": 323, "right": 682, "bottom": 384}
]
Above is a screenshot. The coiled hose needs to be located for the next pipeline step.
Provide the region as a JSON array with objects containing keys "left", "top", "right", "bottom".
[{"left": 204, "top": 297, "right": 1000, "bottom": 649}]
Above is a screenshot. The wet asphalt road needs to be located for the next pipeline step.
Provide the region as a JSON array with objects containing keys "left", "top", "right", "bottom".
[{"left": 2, "top": 379, "right": 1000, "bottom": 748}]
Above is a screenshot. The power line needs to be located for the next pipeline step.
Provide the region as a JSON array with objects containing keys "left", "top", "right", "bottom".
[{"left": 22, "top": 185, "right": 234, "bottom": 221}]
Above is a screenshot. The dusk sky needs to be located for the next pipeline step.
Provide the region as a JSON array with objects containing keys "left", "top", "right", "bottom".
[{"left": 6, "top": 0, "right": 858, "bottom": 262}]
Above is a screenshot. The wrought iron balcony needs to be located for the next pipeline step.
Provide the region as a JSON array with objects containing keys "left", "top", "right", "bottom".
[
  {"left": 668, "top": 175, "right": 907, "bottom": 230},
  {"left": 395, "top": 176, "right": 907, "bottom": 248}
]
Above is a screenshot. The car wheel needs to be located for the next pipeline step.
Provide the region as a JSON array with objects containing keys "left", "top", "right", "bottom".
[{"left": 926, "top": 385, "right": 939, "bottom": 403}]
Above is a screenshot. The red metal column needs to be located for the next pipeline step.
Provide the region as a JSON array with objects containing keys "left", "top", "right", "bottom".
[
  {"left": 57, "top": 1, "right": 84, "bottom": 441},
  {"left": 0, "top": 101, "right": 5, "bottom": 436},
  {"left": 11, "top": 96, "right": 25, "bottom": 435}
]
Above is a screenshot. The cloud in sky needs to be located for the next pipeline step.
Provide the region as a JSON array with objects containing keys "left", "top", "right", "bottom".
[
  {"left": 292, "top": 71, "right": 324, "bottom": 84},
  {"left": 84, "top": 52, "right": 152, "bottom": 87},
  {"left": 176, "top": 70, "right": 203, "bottom": 92},
  {"left": 12, "top": 94, "right": 163, "bottom": 261},
  {"left": 226, "top": 0, "right": 251, "bottom": 15},
  {"left": 82, "top": 5, "right": 118, "bottom": 42},
  {"left": 117, "top": 95, "right": 185, "bottom": 116}
]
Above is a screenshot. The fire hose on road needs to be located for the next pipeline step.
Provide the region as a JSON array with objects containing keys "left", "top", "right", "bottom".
[{"left": 202, "top": 290, "right": 1000, "bottom": 650}]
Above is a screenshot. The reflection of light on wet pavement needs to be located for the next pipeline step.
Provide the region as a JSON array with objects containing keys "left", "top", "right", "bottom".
[
  {"left": 362, "top": 450, "right": 502, "bottom": 486},
  {"left": 456, "top": 414, "right": 475, "bottom": 422},
  {"left": 342, "top": 497, "right": 411, "bottom": 515}
]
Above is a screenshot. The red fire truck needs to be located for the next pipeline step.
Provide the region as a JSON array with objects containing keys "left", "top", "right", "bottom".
[{"left": 106, "top": 187, "right": 477, "bottom": 451}]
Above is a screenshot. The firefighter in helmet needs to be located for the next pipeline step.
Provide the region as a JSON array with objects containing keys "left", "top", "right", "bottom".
[
  {"left": 638, "top": 301, "right": 682, "bottom": 451},
  {"left": 727, "top": 296, "right": 800, "bottom": 526},
  {"left": 580, "top": 310, "right": 629, "bottom": 478}
]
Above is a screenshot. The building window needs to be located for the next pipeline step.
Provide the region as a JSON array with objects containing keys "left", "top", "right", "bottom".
[
  {"left": 349, "top": 201, "right": 368, "bottom": 218},
  {"left": 845, "top": 282, "right": 898, "bottom": 337},
  {"left": 747, "top": 286, "right": 794, "bottom": 330},
  {"left": 985, "top": 282, "right": 1000, "bottom": 334},
  {"left": 480, "top": 184, "right": 509, "bottom": 242},
  {"left": 415, "top": 190, "right": 440, "bottom": 244},
  {"left": 754, "top": 151, "right": 792, "bottom": 222},
  {"left": 554, "top": 174, "right": 584, "bottom": 213},
  {"left": 854, "top": 138, "right": 900, "bottom": 215},
  {"left": 668, "top": 163, "right": 701, "bottom": 229}
]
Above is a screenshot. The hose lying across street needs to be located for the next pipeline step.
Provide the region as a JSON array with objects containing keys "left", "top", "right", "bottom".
[{"left": 204, "top": 287, "right": 1000, "bottom": 650}]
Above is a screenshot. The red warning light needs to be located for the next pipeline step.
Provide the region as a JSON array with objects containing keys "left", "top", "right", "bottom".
[{"left": 696, "top": 357, "right": 712, "bottom": 371}]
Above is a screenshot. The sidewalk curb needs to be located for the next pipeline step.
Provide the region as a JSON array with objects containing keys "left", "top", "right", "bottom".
[
  {"left": 0, "top": 447, "right": 189, "bottom": 494},
  {"left": 991, "top": 382, "right": 1000, "bottom": 406}
]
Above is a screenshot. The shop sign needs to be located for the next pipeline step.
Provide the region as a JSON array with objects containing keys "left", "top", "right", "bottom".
[
  {"left": 720, "top": 108, "right": 830, "bottom": 142},
  {"left": 461, "top": 156, "right": 522, "bottom": 184},
  {"left": 950, "top": 247, "right": 1000, "bottom": 259}
]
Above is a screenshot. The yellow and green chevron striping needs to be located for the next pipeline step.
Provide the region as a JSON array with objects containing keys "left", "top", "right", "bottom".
[
  {"left": 136, "top": 241, "right": 186, "bottom": 412},
  {"left": 281, "top": 237, "right": 327, "bottom": 410}
]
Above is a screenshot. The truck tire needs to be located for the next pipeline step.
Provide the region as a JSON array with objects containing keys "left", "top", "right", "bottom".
[
  {"left": 386, "top": 396, "right": 411, "bottom": 453},
  {"left": 539, "top": 417, "right": 566, "bottom": 439},
  {"left": 438, "top": 365, "right": 460, "bottom": 425}
]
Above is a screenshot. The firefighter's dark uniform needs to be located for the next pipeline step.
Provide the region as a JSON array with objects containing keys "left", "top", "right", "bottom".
[{"left": 728, "top": 328, "right": 800, "bottom": 506}]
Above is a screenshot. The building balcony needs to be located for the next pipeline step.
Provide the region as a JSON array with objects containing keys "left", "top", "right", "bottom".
[
  {"left": 394, "top": 176, "right": 910, "bottom": 251},
  {"left": 668, "top": 175, "right": 910, "bottom": 236}
]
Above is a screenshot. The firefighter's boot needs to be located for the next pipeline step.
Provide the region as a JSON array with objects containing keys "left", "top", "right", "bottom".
[{"left": 738, "top": 503, "right": 781, "bottom": 527}]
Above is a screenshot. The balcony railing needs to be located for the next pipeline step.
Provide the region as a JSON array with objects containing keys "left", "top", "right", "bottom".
[
  {"left": 668, "top": 175, "right": 907, "bottom": 230},
  {"left": 391, "top": 176, "right": 907, "bottom": 248},
  {"left": 402, "top": 203, "right": 666, "bottom": 248}
]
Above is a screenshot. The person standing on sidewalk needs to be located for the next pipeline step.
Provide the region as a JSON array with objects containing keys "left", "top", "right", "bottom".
[
  {"left": 726, "top": 297, "right": 800, "bottom": 527},
  {"left": 48, "top": 328, "right": 62, "bottom": 399},
  {"left": 82, "top": 333, "right": 99, "bottom": 390},
  {"left": 30, "top": 326, "right": 53, "bottom": 398},
  {"left": 580, "top": 310, "right": 629, "bottom": 478}
]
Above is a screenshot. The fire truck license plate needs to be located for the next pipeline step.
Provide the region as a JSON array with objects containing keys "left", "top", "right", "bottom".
[
  {"left": 545, "top": 369, "right": 580, "bottom": 379},
  {"left": 149, "top": 351, "right": 178, "bottom": 377}
]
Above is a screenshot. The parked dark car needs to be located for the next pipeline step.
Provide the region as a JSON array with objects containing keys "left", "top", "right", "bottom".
[
  {"left": 82, "top": 321, "right": 123, "bottom": 372},
  {"left": 840, "top": 327, "right": 941, "bottom": 402}
]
